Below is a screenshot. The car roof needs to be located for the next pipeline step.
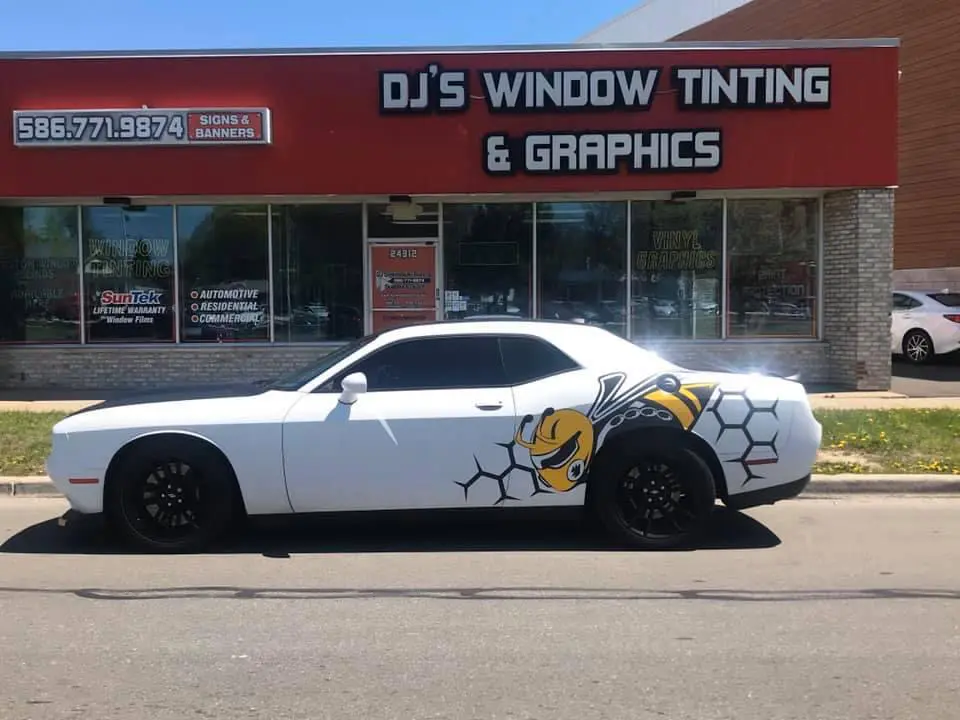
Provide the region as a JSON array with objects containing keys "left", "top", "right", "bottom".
[
  {"left": 370, "top": 317, "right": 601, "bottom": 343},
  {"left": 894, "top": 288, "right": 957, "bottom": 295}
]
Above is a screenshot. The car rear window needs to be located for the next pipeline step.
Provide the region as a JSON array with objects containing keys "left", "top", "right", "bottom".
[{"left": 928, "top": 293, "right": 960, "bottom": 307}]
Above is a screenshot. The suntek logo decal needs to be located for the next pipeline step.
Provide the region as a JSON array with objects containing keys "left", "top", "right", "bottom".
[{"left": 100, "top": 290, "right": 163, "bottom": 305}]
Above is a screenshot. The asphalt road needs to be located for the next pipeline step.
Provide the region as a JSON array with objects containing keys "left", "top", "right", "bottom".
[
  {"left": 892, "top": 351, "right": 960, "bottom": 397},
  {"left": 1, "top": 496, "right": 959, "bottom": 720}
]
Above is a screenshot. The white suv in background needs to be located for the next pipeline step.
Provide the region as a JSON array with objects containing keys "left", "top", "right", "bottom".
[{"left": 891, "top": 290, "right": 960, "bottom": 364}]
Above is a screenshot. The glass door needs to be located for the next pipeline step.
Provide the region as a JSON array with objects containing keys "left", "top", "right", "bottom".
[{"left": 367, "top": 240, "right": 440, "bottom": 333}]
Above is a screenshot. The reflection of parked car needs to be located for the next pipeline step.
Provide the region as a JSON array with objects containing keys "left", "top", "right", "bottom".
[
  {"left": 696, "top": 299, "right": 719, "bottom": 315},
  {"left": 892, "top": 289, "right": 960, "bottom": 364},
  {"left": 652, "top": 298, "right": 678, "bottom": 318}
]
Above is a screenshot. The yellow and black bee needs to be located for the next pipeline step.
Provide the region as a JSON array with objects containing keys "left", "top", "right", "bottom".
[{"left": 515, "top": 372, "right": 718, "bottom": 494}]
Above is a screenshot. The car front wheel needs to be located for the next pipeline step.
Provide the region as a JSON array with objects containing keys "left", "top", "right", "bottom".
[
  {"left": 591, "top": 443, "right": 717, "bottom": 550},
  {"left": 104, "top": 436, "right": 241, "bottom": 553}
]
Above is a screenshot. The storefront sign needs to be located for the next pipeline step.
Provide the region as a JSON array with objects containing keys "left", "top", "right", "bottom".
[
  {"left": 92, "top": 289, "right": 167, "bottom": 326},
  {"left": 636, "top": 230, "right": 720, "bottom": 271},
  {"left": 370, "top": 244, "right": 436, "bottom": 332},
  {"left": 187, "top": 286, "right": 265, "bottom": 328},
  {"left": 0, "top": 42, "right": 897, "bottom": 196},
  {"left": 370, "top": 245, "right": 436, "bottom": 310},
  {"left": 13, "top": 107, "right": 271, "bottom": 147},
  {"left": 380, "top": 63, "right": 832, "bottom": 177}
]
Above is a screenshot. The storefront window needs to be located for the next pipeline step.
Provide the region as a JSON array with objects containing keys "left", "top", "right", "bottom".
[
  {"left": 367, "top": 202, "right": 439, "bottom": 238},
  {"left": 82, "top": 206, "right": 175, "bottom": 343},
  {"left": 630, "top": 200, "right": 723, "bottom": 340},
  {"left": 442, "top": 203, "right": 532, "bottom": 319},
  {"left": 272, "top": 204, "right": 364, "bottom": 342},
  {"left": 536, "top": 202, "right": 627, "bottom": 336},
  {"left": 726, "top": 199, "right": 819, "bottom": 338},
  {"left": 0, "top": 207, "right": 80, "bottom": 343},
  {"left": 177, "top": 205, "right": 269, "bottom": 342}
]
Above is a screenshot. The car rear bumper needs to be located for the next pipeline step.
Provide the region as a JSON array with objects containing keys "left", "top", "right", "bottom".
[{"left": 724, "top": 474, "right": 811, "bottom": 511}]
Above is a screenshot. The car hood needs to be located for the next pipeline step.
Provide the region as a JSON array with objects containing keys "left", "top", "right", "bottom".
[{"left": 65, "top": 381, "right": 271, "bottom": 419}]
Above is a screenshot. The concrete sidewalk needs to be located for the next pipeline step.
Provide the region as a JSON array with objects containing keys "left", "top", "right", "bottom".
[
  {"left": 4, "top": 473, "right": 960, "bottom": 499},
  {"left": 0, "top": 389, "right": 959, "bottom": 413}
]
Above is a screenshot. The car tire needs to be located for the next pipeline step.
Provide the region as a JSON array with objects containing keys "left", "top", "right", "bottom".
[
  {"left": 902, "top": 329, "right": 935, "bottom": 365},
  {"left": 590, "top": 442, "right": 716, "bottom": 550},
  {"left": 104, "top": 435, "right": 241, "bottom": 553}
]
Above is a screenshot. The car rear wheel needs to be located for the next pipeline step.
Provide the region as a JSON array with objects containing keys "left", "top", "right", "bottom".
[
  {"left": 903, "top": 329, "right": 934, "bottom": 364},
  {"left": 591, "top": 444, "right": 716, "bottom": 550},
  {"left": 104, "top": 436, "right": 240, "bottom": 553}
]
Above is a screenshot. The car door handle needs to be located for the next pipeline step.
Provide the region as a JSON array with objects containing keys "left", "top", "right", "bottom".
[{"left": 475, "top": 402, "right": 503, "bottom": 411}]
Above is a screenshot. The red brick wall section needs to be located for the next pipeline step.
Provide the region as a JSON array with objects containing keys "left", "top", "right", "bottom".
[{"left": 674, "top": 0, "right": 960, "bottom": 272}]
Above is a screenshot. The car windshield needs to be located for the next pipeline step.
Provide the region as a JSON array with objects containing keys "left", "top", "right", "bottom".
[
  {"left": 264, "top": 333, "right": 380, "bottom": 391},
  {"left": 928, "top": 293, "right": 960, "bottom": 307}
]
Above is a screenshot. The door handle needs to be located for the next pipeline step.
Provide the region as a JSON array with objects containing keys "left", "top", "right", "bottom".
[{"left": 475, "top": 402, "right": 503, "bottom": 411}]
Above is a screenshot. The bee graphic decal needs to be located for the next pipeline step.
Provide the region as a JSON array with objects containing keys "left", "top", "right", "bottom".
[
  {"left": 514, "top": 408, "right": 595, "bottom": 493},
  {"left": 513, "top": 371, "right": 719, "bottom": 495}
]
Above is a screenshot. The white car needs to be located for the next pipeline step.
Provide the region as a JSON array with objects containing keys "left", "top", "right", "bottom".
[
  {"left": 892, "top": 290, "right": 960, "bottom": 364},
  {"left": 47, "top": 320, "right": 822, "bottom": 553}
]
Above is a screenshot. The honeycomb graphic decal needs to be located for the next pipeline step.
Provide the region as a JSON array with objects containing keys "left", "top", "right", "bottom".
[
  {"left": 705, "top": 387, "right": 781, "bottom": 488},
  {"left": 457, "top": 371, "right": 719, "bottom": 504},
  {"left": 456, "top": 441, "right": 544, "bottom": 505}
]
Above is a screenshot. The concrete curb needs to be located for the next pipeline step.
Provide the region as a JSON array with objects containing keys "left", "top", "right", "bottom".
[
  {"left": 3, "top": 474, "right": 960, "bottom": 500},
  {"left": 2, "top": 477, "right": 64, "bottom": 498}
]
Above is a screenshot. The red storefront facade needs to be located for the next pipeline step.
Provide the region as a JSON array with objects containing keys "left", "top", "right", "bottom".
[{"left": 0, "top": 39, "right": 899, "bottom": 390}]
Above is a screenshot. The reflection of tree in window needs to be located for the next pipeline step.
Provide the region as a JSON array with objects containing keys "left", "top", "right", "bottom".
[
  {"left": 537, "top": 202, "right": 627, "bottom": 336},
  {"left": 726, "top": 199, "right": 818, "bottom": 338},
  {"left": 272, "top": 205, "right": 364, "bottom": 342},
  {"left": 82, "top": 206, "right": 175, "bottom": 343},
  {"left": 177, "top": 206, "right": 269, "bottom": 343},
  {"left": 630, "top": 200, "right": 722, "bottom": 340},
  {"left": 443, "top": 203, "right": 532, "bottom": 319},
  {"left": 0, "top": 207, "right": 80, "bottom": 343}
]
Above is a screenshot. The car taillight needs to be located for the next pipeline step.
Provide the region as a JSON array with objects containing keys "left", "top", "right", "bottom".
[{"left": 945, "top": 314, "right": 960, "bottom": 324}]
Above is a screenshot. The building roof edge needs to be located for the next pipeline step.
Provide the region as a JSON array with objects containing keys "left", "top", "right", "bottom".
[{"left": 0, "top": 38, "right": 901, "bottom": 61}]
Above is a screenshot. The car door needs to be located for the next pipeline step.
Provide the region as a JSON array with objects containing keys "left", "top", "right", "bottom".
[
  {"left": 281, "top": 334, "right": 519, "bottom": 513},
  {"left": 891, "top": 293, "right": 920, "bottom": 352},
  {"left": 494, "top": 334, "right": 599, "bottom": 508}
]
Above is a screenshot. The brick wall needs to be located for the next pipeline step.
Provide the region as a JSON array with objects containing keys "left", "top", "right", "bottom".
[
  {"left": 893, "top": 266, "right": 960, "bottom": 292},
  {"left": 822, "top": 188, "right": 895, "bottom": 390},
  {"left": 0, "top": 345, "right": 329, "bottom": 390},
  {"left": 650, "top": 341, "right": 829, "bottom": 383}
]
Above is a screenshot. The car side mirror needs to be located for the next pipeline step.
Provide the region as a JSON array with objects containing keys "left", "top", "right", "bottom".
[{"left": 339, "top": 372, "right": 368, "bottom": 405}]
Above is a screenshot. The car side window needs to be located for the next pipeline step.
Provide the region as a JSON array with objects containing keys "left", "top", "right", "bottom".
[
  {"left": 893, "top": 293, "right": 921, "bottom": 310},
  {"left": 333, "top": 336, "right": 508, "bottom": 391},
  {"left": 498, "top": 335, "right": 581, "bottom": 385}
]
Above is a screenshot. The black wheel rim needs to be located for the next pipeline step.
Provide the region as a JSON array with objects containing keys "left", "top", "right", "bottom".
[
  {"left": 615, "top": 457, "right": 704, "bottom": 540},
  {"left": 120, "top": 459, "right": 207, "bottom": 545}
]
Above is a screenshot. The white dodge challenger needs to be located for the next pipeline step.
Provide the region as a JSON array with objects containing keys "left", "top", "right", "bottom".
[{"left": 47, "top": 319, "right": 822, "bottom": 552}]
